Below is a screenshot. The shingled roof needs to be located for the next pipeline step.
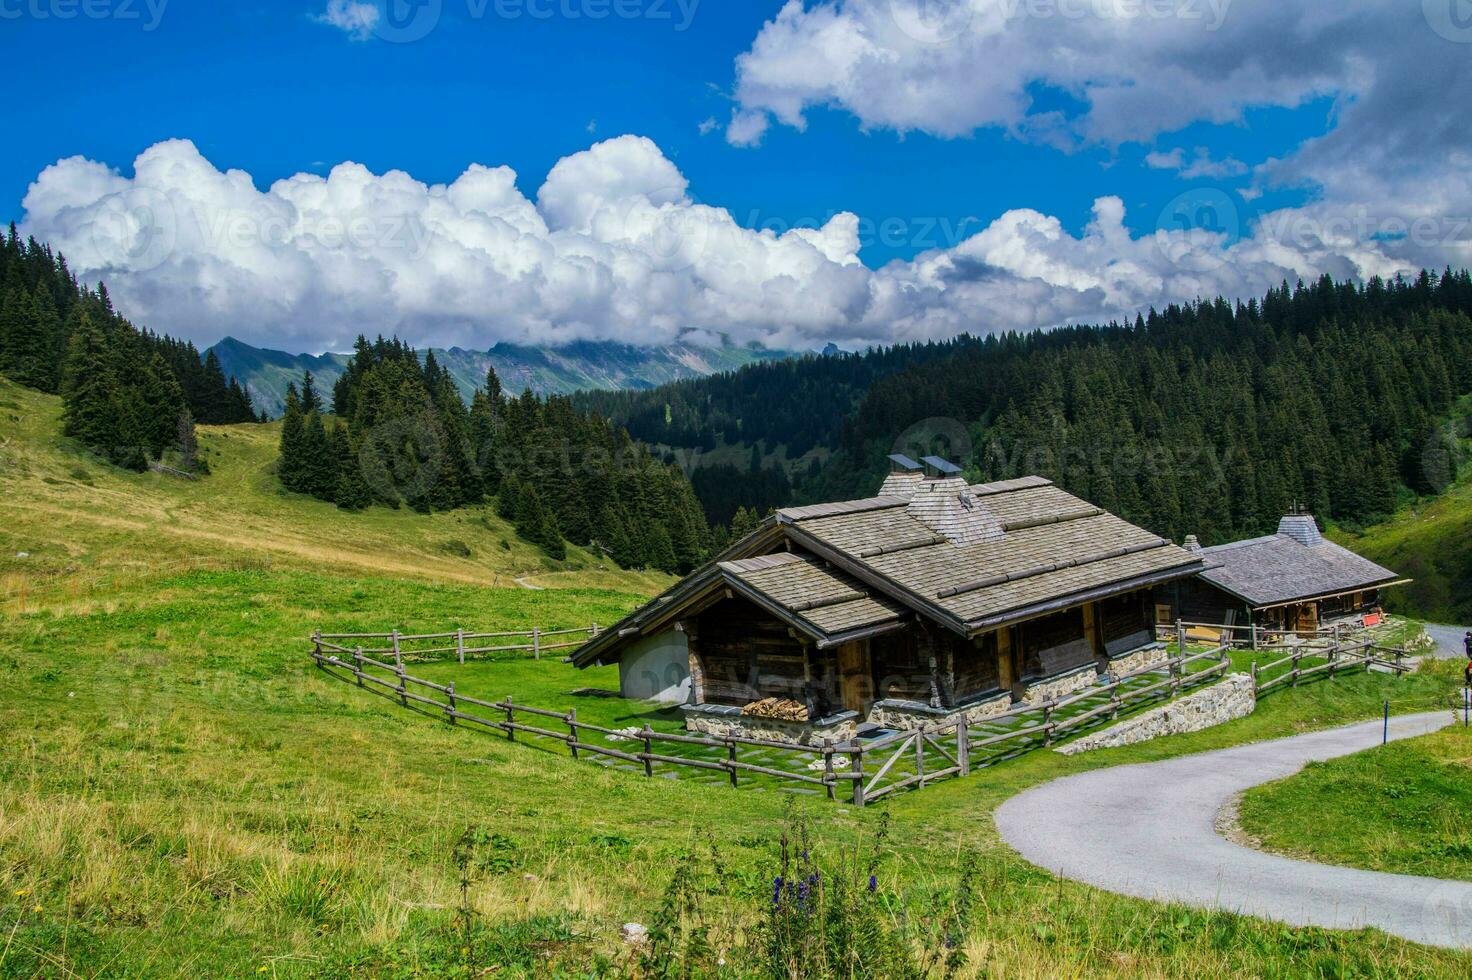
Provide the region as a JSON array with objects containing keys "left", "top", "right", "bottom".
[
  {"left": 1197, "top": 516, "right": 1406, "bottom": 608},
  {"left": 778, "top": 477, "right": 1202, "bottom": 634},
  {"left": 571, "top": 473, "right": 1207, "bottom": 668}
]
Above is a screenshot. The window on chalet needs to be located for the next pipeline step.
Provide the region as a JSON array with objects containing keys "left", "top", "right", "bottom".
[
  {"left": 1098, "top": 591, "right": 1153, "bottom": 656},
  {"left": 871, "top": 630, "right": 931, "bottom": 703},
  {"left": 1017, "top": 607, "right": 1092, "bottom": 679}
]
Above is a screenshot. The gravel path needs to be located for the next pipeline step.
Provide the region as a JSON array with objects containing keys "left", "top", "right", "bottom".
[
  {"left": 1425, "top": 623, "right": 1471, "bottom": 660},
  {"left": 996, "top": 711, "right": 1472, "bottom": 949}
]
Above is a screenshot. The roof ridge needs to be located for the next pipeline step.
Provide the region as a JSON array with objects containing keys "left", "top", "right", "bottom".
[{"left": 777, "top": 495, "right": 909, "bottom": 522}]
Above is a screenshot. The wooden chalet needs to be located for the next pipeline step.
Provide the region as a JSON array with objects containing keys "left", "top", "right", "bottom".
[
  {"left": 570, "top": 456, "right": 1208, "bottom": 745},
  {"left": 1156, "top": 514, "right": 1408, "bottom": 635}
]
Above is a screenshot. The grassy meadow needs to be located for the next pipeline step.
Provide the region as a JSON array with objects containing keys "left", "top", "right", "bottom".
[
  {"left": 3, "top": 377, "right": 1472, "bottom": 977},
  {"left": 1238, "top": 717, "right": 1472, "bottom": 883}
]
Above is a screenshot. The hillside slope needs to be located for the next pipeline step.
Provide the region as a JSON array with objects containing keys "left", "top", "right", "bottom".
[
  {"left": 0, "top": 377, "right": 669, "bottom": 599},
  {"left": 1330, "top": 488, "right": 1472, "bottom": 626}
]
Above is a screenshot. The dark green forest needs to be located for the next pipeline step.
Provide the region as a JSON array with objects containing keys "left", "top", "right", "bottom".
[
  {"left": 0, "top": 227, "right": 258, "bottom": 471},
  {"left": 277, "top": 336, "right": 713, "bottom": 574},
  {"left": 589, "top": 271, "right": 1472, "bottom": 547}
]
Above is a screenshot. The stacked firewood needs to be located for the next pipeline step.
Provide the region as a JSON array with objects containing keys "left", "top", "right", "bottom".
[{"left": 741, "top": 697, "right": 809, "bottom": 721}]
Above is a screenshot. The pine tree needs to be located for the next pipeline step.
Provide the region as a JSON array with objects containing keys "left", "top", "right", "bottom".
[
  {"left": 60, "top": 311, "right": 118, "bottom": 455},
  {"left": 300, "top": 370, "right": 323, "bottom": 415},
  {"left": 301, "top": 408, "right": 334, "bottom": 501},
  {"left": 177, "top": 408, "right": 207, "bottom": 474},
  {"left": 330, "top": 423, "right": 372, "bottom": 511},
  {"left": 279, "top": 383, "right": 306, "bottom": 492}
]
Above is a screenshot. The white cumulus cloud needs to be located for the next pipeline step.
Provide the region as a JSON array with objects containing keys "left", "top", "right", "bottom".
[
  {"left": 315, "top": 0, "right": 380, "bottom": 41},
  {"left": 21, "top": 133, "right": 1436, "bottom": 356}
]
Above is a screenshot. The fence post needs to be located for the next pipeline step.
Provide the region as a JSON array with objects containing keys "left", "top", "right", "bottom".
[
  {"left": 456, "top": 628, "right": 465, "bottom": 666},
  {"left": 641, "top": 724, "right": 654, "bottom": 777},
  {"left": 504, "top": 696, "right": 515, "bottom": 741},
  {"left": 1250, "top": 621, "right": 1259, "bottom": 651},
  {"left": 446, "top": 682, "right": 457, "bottom": 725},
  {"left": 1250, "top": 659, "right": 1258, "bottom": 691},
  {"left": 395, "top": 657, "right": 407, "bottom": 707},
  {"left": 391, "top": 629, "right": 403, "bottom": 673},
  {"left": 823, "top": 738, "right": 836, "bottom": 800},
  {"left": 851, "top": 746, "right": 866, "bottom": 807},
  {"left": 312, "top": 629, "right": 322, "bottom": 660},
  {"left": 1043, "top": 703, "right": 1054, "bottom": 747},
  {"left": 533, "top": 627, "right": 541, "bottom": 661},
  {"left": 914, "top": 731, "right": 926, "bottom": 787},
  {"left": 354, "top": 646, "right": 365, "bottom": 687},
  {"left": 727, "top": 737, "right": 738, "bottom": 788},
  {"left": 568, "top": 708, "right": 579, "bottom": 759},
  {"left": 957, "top": 718, "right": 970, "bottom": 776},
  {"left": 1292, "top": 649, "right": 1300, "bottom": 687},
  {"left": 1176, "top": 621, "right": 1187, "bottom": 657},
  {"left": 1329, "top": 627, "right": 1339, "bottom": 680},
  {"left": 590, "top": 622, "right": 599, "bottom": 639}
]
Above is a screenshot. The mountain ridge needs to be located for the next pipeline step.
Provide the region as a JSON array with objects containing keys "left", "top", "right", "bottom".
[{"left": 210, "top": 335, "right": 792, "bottom": 417}]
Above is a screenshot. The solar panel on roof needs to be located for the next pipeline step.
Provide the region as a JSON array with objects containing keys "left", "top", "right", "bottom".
[
  {"left": 921, "top": 455, "right": 962, "bottom": 475},
  {"left": 887, "top": 453, "right": 922, "bottom": 472}
]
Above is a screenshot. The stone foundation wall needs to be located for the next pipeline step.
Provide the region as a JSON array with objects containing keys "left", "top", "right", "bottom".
[
  {"left": 1021, "top": 664, "right": 1100, "bottom": 704},
  {"left": 684, "top": 709, "right": 859, "bottom": 746},
  {"left": 1106, "top": 644, "right": 1166, "bottom": 680},
  {"left": 869, "top": 691, "right": 1011, "bottom": 730},
  {"left": 1056, "top": 673, "right": 1256, "bottom": 756}
]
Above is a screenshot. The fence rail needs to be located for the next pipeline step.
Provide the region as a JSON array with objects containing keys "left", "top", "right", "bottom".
[
  {"left": 1245, "top": 622, "right": 1411, "bottom": 696},
  {"left": 311, "top": 640, "right": 1232, "bottom": 806},
  {"left": 313, "top": 623, "right": 602, "bottom": 665}
]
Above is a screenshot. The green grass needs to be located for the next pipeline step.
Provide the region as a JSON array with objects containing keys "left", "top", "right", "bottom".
[
  {"left": 3, "top": 378, "right": 1472, "bottom": 976},
  {"left": 1329, "top": 394, "right": 1472, "bottom": 626},
  {"left": 0, "top": 376, "right": 669, "bottom": 597},
  {"left": 1238, "top": 718, "right": 1472, "bottom": 882}
]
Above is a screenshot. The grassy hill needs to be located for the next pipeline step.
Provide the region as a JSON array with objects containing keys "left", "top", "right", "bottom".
[
  {"left": 2, "top": 377, "right": 1470, "bottom": 976},
  {"left": 0, "top": 378, "right": 668, "bottom": 600},
  {"left": 1330, "top": 395, "right": 1472, "bottom": 626}
]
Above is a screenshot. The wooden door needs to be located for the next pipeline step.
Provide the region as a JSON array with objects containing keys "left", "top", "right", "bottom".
[{"left": 837, "top": 642, "right": 873, "bottom": 716}]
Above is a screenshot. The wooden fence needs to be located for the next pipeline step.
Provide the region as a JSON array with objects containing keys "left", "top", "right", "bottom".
[
  {"left": 1248, "top": 631, "right": 1410, "bottom": 695},
  {"left": 313, "top": 623, "right": 601, "bottom": 665},
  {"left": 310, "top": 640, "right": 1231, "bottom": 806}
]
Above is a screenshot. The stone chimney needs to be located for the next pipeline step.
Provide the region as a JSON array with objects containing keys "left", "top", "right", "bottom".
[
  {"left": 1183, "top": 534, "right": 1202, "bottom": 552},
  {"left": 904, "top": 456, "right": 1003, "bottom": 545},
  {"left": 878, "top": 453, "right": 925, "bottom": 499},
  {"left": 1277, "top": 513, "right": 1323, "bottom": 547}
]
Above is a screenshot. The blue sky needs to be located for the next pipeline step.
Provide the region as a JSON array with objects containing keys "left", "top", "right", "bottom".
[
  {"left": 7, "top": 2, "right": 1468, "bottom": 352},
  {"left": 3, "top": 0, "right": 1321, "bottom": 264}
]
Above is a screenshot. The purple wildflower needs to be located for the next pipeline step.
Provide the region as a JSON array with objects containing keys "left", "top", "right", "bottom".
[{"left": 868, "top": 875, "right": 877, "bottom": 893}]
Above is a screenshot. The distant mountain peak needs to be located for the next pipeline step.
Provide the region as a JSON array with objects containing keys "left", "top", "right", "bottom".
[{"left": 208, "top": 336, "right": 792, "bottom": 418}]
